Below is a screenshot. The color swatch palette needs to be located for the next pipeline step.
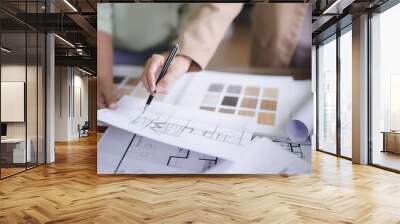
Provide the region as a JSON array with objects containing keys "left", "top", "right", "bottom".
[
  {"left": 111, "top": 69, "right": 312, "bottom": 137},
  {"left": 113, "top": 75, "right": 141, "bottom": 96},
  {"left": 113, "top": 75, "right": 166, "bottom": 102},
  {"left": 199, "top": 83, "right": 279, "bottom": 126},
  {"left": 114, "top": 74, "right": 279, "bottom": 126}
]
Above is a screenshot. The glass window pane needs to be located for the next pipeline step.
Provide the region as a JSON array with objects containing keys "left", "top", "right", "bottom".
[
  {"left": 1, "top": 31, "right": 28, "bottom": 177},
  {"left": 38, "top": 33, "right": 46, "bottom": 165},
  {"left": 27, "top": 31, "right": 38, "bottom": 169},
  {"left": 0, "top": 0, "right": 46, "bottom": 179},
  {"left": 340, "top": 29, "right": 352, "bottom": 158},
  {"left": 318, "top": 37, "right": 337, "bottom": 154},
  {"left": 371, "top": 3, "right": 400, "bottom": 171},
  {"left": 25, "top": 0, "right": 40, "bottom": 170}
]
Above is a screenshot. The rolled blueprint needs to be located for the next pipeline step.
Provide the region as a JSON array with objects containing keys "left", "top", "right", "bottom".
[{"left": 285, "top": 96, "right": 313, "bottom": 142}]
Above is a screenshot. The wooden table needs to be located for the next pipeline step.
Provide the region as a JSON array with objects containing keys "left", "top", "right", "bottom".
[
  {"left": 1, "top": 138, "right": 31, "bottom": 164},
  {"left": 382, "top": 131, "right": 400, "bottom": 154}
]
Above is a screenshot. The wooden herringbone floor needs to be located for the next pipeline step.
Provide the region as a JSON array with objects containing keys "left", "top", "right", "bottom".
[{"left": 1, "top": 135, "right": 400, "bottom": 224}]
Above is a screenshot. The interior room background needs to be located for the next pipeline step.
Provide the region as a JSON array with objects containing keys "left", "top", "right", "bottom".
[{"left": 0, "top": 0, "right": 97, "bottom": 179}]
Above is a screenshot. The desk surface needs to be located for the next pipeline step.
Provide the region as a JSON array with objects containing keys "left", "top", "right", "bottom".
[{"left": 1, "top": 138, "right": 27, "bottom": 143}]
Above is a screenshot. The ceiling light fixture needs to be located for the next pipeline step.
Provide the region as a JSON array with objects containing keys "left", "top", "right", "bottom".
[
  {"left": 322, "top": 0, "right": 354, "bottom": 15},
  {"left": 1, "top": 47, "right": 11, "bottom": 53},
  {"left": 78, "top": 67, "right": 93, "bottom": 76},
  {"left": 76, "top": 48, "right": 85, "bottom": 55},
  {"left": 54, "top": 34, "right": 75, "bottom": 48},
  {"left": 63, "top": 0, "right": 78, "bottom": 12}
]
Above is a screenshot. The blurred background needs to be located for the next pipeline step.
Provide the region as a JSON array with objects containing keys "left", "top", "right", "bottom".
[{"left": 105, "top": 3, "right": 312, "bottom": 80}]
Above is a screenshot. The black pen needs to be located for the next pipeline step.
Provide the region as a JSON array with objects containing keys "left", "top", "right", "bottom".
[{"left": 142, "top": 43, "right": 180, "bottom": 113}]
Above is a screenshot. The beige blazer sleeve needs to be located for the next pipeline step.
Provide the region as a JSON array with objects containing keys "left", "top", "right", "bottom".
[
  {"left": 250, "top": 4, "right": 309, "bottom": 68},
  {"left": 177, "top": 3, "right": 243, "bottom": 71}
]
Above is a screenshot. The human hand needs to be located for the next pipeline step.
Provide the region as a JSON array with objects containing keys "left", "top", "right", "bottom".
[
  {"left": 141, "top": 54, "right": 192, "bottom": 94},
  {"left": 97, "top": 73, "right": 120, "bottom": 109},
  {"left": 97, "top": 31, "right": 120, "bottom": 109}
]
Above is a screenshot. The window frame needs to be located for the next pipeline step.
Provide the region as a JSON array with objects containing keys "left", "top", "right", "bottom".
[
  {"left": 367, "top": 0, "right": 400, "bottom": 173},
  {"left": 315, "top": 23, "right": 353, "bottom": 160}
]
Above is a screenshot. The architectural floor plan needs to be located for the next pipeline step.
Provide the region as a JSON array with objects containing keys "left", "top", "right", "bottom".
[
  {"left": 98, "top": 70, "right": 312, "bottom": 174},
  {"left": 98, "top": 96, "right": 311, "bottom": 174},
  {"left": 98, "top": 96, "right": 254, "bottom": 161}
]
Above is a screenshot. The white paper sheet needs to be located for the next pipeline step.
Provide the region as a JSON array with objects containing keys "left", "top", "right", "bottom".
[
  {"left": 98, "top": 127, "right": 220, "bottom": 174},
  {"left": 98, "top": 127, "right": 310, "bottom": 174},
  {"left": 113, "top": 70, "right": 312, "bottom": 137},
  {"left": 98, "top": 96, "right": 254, "bottom": 161},
  {"left": 206, "top": 138, "right": 310, "bottom": 174},
  {"left": 98, "top": 127, "right": 140, "bottom": 174},
  {"left": 285, "top": 96, "right": 314, "bottom": 142},
  {"left": 100, "top": 68, "right": 313, "bottom": 174}
]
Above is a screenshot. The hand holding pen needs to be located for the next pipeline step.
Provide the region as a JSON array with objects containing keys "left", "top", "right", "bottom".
[
  {"left": 141, "top": 44, "right": 192, "bottom": 95},
  {"left": 142, "top": 44, "right": 184, "bottom": 113}
]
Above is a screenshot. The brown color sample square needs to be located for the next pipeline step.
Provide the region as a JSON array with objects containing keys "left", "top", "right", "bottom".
[
  {"left": 257, "top": 112, "right": 275, "bottom": 126},
  {"left": 238, "top": 110, "right": 255, "bottom": 117},
  {"left": 263, "top": 88, "right": 279, "bottom": 98},
  {"left": 260, "top": 100, "right": 277, "bottom": 111},
  {"left": 244, "top": 86, "right": 260, "bottom": 96},
  {"left": 240, "top": 98, "right": 258, "bottom": 109}
]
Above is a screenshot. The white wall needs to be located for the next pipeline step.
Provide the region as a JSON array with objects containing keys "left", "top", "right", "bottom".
[
  {"left": 1, "top": 66, "right": 26, "bottom": 140},
  {"left": 54, "top": 67, "right": 69, "bottom": 141},
  {"left": 71, "top": 74, "right": 89, "bottom": 138},
  {"left": 1, "top": 65, "right": 27, "bottom": 141},
  {"left": 1, "top": 64, "right": 46, "bottom": 164},
  {"left": 1, "top": 65, "right": 40, "bottom": 138},
  {"left": 54, "top": 67, "right": 89, "bottom": 141}
]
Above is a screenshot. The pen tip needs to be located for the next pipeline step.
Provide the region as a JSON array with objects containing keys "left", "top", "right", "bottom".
[{"left": 142, "top": 105, "right": 148, "bottom": 114}]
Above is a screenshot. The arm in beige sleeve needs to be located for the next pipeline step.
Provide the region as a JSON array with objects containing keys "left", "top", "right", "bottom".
[{"left": 177, "top": 3, "right": 243, "bottom": 71}]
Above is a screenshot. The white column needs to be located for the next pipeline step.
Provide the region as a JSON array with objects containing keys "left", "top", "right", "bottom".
[
  {"left": 312, "top": 45, "right": 317, "bottom": 150},
  {"left": 352, "top": 14, "right": 369, "bottom": 164},
  {"left": 46, "top": 33, "right": 55, "bottom": 163}
]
